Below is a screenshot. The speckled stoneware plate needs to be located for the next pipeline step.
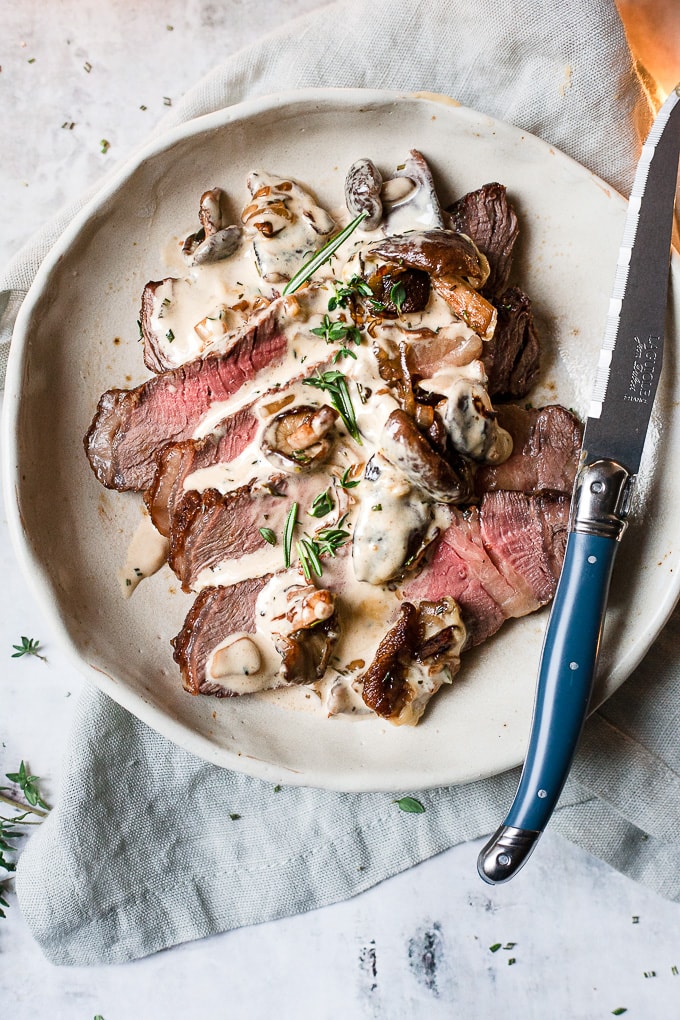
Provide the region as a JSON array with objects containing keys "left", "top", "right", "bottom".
[{"left": 4, "top": 89, "right": 680, "bottom": 791}]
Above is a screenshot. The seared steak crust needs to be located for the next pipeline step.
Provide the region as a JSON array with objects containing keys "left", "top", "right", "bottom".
[
  {"left": 446, "top": 183, "right": 519, "bottom": 298},
  {"left": 482, "top": 286, "right": 540, "bottom": 399}
]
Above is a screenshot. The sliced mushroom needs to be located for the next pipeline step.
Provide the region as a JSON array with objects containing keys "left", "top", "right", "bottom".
[
  {"left": 183, "top": 187, "right": 242, "bottom": 266},
  {"left": 360, "top": 597, "right": 466, "bottom": 724},
  {"left": 380, "top": 408, "right": 471, "bottom": 503},
  {"left": 345, "top": 158, "right": 383, "bottom": 231},
  {"left": 274, "top": 585, "right": 340, "bottom": 683},
  {"left": 367, "top": 264, "right": 431, "bottom": 317},
  {"left": 436, "top": 377, "right": 513, "bottom": 465},
  {"left": 262, "top": 404, "right": 339, "bottom": 470},
  {"left": 368, "top": 229, "right": 490, "bottom": 289},
  {"left": 381, "top": 150, "right": 446, "bottom": 234},
  {"left": 431, "top": 274, "right": 497, "bottom": 340},
  {"left": 352, "top": 453, "right": 433, "bottom": 585}
]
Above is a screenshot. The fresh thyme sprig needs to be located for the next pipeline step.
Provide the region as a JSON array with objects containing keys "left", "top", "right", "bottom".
[
  {"left": 282, "top": 211, "right": 367, "bottom": 296},
  {"left": 302, "top": 370, "right": 362, "bottom": 444},
  {"left": 295, "top": 520, "right": 351, "bottom": 581},
  {"left": 308, "top": 489, "right": 334, "bottom": 518},
  {"left": 0, "top": 764, "right": 51, "bottom": 919},
  {"left": 328, "top": 275, "right": 384, "bottom": 312},
  {"left": 340, "top": 465, "right": 361, "bottom": 489},
  {"left": 310, "top": 314, "right": 362, "bottom": 347},
  {"left": 2, "top": 761, "right": 50, "bottom": 811},
  {"left": 11, "top": 636, "right": 46, "bottom": 661}
]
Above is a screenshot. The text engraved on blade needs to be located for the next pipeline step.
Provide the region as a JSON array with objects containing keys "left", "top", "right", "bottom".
[{"left": 624, "top": 335, "right": 660, "bottom": 404}]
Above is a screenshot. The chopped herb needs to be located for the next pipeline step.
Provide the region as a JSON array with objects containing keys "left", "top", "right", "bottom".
[
  {"left": 27, "top": 57, "right": 36, "bottom": 64},
  {"left": 333, "top": 347, "right": 358, "bottom": 362},
  {"left": 309, "top": 489, "right": 334, "bottom": 518},
  {"left": 3, "top": 762, "right": 49, "bottom": 811},
  {"left": 310, "top": 314, "right": 362, "bottom": 348},
  {"left": 259, "top": 527, "right": 277, "bottom": 546},
  {"left": 314, "top": 519, "right": 350, "bottom": 558},
  {"left": 328, "top": 274, "right": 373, "bottom": 310},
  {"left": 125, "top": 578, "right": 132, "bottom": 587},
  {"left": 273, "top": 785, "right": 282, "bottom": 793},
  {"left": 297, "top": 538, "right": 322, "bottom": 581},
  {"left": 282, "top": 211, "right": 367, "bottom": 296},
  {"left": 611, "top": 1010, "right": 628, "bottom": 1016},
  {"left": 489, "top": 943, "right": 502, "bottom": 953},
  {"left": 11, "top": 636, "right": 46, "bottom": 661},
  {"left": 643, "top": 971, "right": 657, "bottom": 978},
  {"left": 507, "top": 958, "right": 516, "bottom": 966},
  {"left": 390, "top": 281, "right": 407, "bottom": 314},
  {"left": 394, "top": 796, "right": 425, "bottom": 814},
  {"left": 283, "top": 503, "right": 298, "bottom": 568},
  {"left": 166, "top": 329, "right": 175, "bottom": 342},
  {"left": 99, "top": 139, "right": 110, "bottom": 154},
  {"left": 503, "top": 942, "right": 516, "bottom": 950},
  {"left": 83, "top": 61, "right": 92, "bottom": 73},
  {"left": 371, "top": 504, "right": 382, "bottom": 512},
  {"left": 303, "top": 370, "right": 361, "bottom": 444},
  {"left": 139, "top": 104, "right": 147, "bottom": 111},
  {"left": 137, "top": 318, "right": 144, "bottom": 340},
  {"left": 340, "top": 465, "right": 361, "bottom": 489},
  {"left": 163, "top": 96, "right": 172, "bottom": 106},
  {"left": 229, "top": 813, "right": 241, "bottom": 821}
]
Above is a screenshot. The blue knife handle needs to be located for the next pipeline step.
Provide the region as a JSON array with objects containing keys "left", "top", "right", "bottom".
[{"left": 477, "top": 459, "right": 633, "bottom": 884}]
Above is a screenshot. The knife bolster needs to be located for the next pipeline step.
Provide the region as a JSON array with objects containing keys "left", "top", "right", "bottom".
[{"left": 570, "top": 459, "right": 634, "bottom": 540}]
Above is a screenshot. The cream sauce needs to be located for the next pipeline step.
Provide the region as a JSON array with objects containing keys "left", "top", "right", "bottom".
[
  {"left": 118, "top": 509, "right": 169, "bottom": 596},
  {"left": 122, "top": 162, "right": 519, "bottom": 722}
]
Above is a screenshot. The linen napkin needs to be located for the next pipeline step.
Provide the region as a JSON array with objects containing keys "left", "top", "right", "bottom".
[{"left": 5, "top": 0, "right": 680, "bottom": 967}]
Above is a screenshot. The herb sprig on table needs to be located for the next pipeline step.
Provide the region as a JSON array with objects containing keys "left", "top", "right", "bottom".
[{"left": 0, "top": 763, "right": 51, "bottom": 919}]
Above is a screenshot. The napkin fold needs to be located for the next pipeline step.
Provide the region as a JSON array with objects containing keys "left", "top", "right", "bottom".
[{"left": 5, "top": 0, "right": 680, "bottom": 967}]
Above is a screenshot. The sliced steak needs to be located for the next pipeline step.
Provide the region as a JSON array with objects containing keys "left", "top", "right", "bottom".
[
  {"left": 141, "top": 279, "right": 175, "bottom": 374},
  {"left": 84, "top": 303, "right": 287, "bottom": 492},
  {"left": 476, "top": 404, "right": 582, "bottom": 496},
  {"left": 168, "top": 482, "right": 291, "bottom": 592},
  {"left": 446, "top": 183, "right": 519, "bottom": 298},
  {"left": 482, "top": 286, "right": 540, "bottom": 399},
  {"left": 145, "top": 404, "right": 260, "bottom": 537},
  {"left": 172, "top": 575, "right": 271, "bottom": 696},
  {"left": 404, "top": 491, "right": 569, "bottom": 646}
]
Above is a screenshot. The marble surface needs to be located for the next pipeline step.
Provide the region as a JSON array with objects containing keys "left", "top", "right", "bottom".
[{"left": 2, "top": 2, "right": 680, "bottom": 1017}]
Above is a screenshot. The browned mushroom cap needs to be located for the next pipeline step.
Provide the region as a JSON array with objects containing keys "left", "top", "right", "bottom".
[
  {"left": 430, "top": 274, "right": 497, "bottom": 340},
  {"left": 345, "top": 158, "right": 383, "bottom": 230},
  {"left": 368, "top": 229, "right": 490, "bottom": 288},
  {"left": 262, "top": 404, "right": 339, "bottom": 470},
  {"left": 380, "top": 408, "right": 471, "bottom": 503},
  {"left": 361, "top": 602, "right": 420, "bottom": 718},
  {"left": 275, "top": 585, "right": 340, "bottom": 683},
  {"left": 366, "top": 264, "right": 430, "bottom": 317}
]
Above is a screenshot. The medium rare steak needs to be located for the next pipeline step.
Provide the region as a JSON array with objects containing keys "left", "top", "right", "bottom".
[
  {"left": 144, "top": 404, "right": 260, "bottom": 537},
  {"left": 446, "top": 183, "right": 519, "bottom": 298},
  {"left": 171, "top": 575, "right": 271, "bottom": 696},
  {"left": 476, "top": 404, "right": 582, "bottom": 496},
  {"left": 84, "top": 304, "right": 287, "bottom": 492},
  {"left": 404, "top": 491, "right": 569, "bottom": 646}
]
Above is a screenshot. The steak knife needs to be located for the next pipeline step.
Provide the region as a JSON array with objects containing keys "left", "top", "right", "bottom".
[{"left": 477, "top": 85, "right": 680, "bottom": 884}]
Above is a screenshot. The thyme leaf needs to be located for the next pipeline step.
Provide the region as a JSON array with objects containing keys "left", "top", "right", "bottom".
[
  {"left": 308, "top": 489, "right": 334, "bottom": 518},
  {"left": 394, "top": 796, "right": 425, "bottom": 814},
  {"left": 11, "top": 636, "right": 46, "bottom": 661},
  {"left": 258, "top": 527, "right": 277, "bottom": 546},
  {"left": 3, "top": 761, "right": 49, "bottom": 810}
]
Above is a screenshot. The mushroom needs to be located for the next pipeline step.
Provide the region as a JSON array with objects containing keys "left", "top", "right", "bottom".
[
  {"left": 366, "top": 264, "right": 431, "bottom": 317},
  {"left": 261, "top": 404, "right": 339, "bottom": 470},
  {"left": 274, "top": 585, "right": 340, "bottom": 683},
  {"left": 182, "top": 187, "right": 242, "bottom": 266},
  {"left": 380, "top": 408, "right": 472, "bottom": 503},
  {"left": 344, "top": 158, "right": 384, "bottom": 231},
  {"left": 368, "top": 229, "right": 490, "bottom": 288},
  {"left": 351, "top": 453, "right": 434, "bottom": 585},
  {"left": 436, "top": 376, "right": 513, "bottom": 464},
  {"left": 381, "top": 150, "right": 447, "bottom": 234}
]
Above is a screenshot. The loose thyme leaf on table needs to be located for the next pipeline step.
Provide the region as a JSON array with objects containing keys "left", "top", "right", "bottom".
[
  {"left": 11, "top": 636, "right": 46, "bottom": 661},
  {"left": 3, "top": 761, "right": 50, "bottom": 810},
  {"left": 394, "top": 796, "right": 426, "bottom": 814}
]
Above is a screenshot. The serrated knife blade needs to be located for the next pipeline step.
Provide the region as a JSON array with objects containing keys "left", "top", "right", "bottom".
[{"left": 478, "top": 86, "right": 680, "bottom": 884}]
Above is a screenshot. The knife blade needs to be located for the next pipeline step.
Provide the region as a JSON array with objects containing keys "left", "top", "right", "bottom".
[{"left": 477, "top": 85, "right": 680, "bottom": 885}]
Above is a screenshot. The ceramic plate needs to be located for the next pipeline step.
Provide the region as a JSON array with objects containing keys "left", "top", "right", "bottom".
[{"left": 4, "top": 89, "right": 680, "bottom": 791}]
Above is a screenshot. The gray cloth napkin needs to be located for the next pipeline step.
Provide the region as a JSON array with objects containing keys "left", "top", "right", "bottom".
[{"left": 6, "top": 0, "right": 679, "bottom": 967}]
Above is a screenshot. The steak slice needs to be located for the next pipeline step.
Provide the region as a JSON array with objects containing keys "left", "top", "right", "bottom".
[
  {"left": 476, "top": 404, "right": 582, "bottom": 496},
  {"left": 144, "top": 404, "right": 260, "bottom": 537},
  {"left": 404, "top": 491, "right": 569, "bottom": 646},
  {"left": 84, "top": 304, "right": 287, "bottom": 492},
  {"left": 446, "top": 183, "right": 519, "bottom": 298},
  {"left": 172, "top": 575, "right": 271, "bottom": 696},
  {"left": 481, "top": 286, "right": 540, "bottom": 399},
  {"left": 168, "top": 482, "right": 291, "bottom": 592},
  {"left": 141, "top": 279, "right": 175, "bottom": 374}
]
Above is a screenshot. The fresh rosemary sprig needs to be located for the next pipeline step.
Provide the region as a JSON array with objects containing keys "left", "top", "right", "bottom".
[
  {"left": 302, "top": 370, "right": 362, "bottom": 444},
  {"left": 295, "top": 520, "right": 351, "bottom": 581},
  {"left": 281, "top": 211, "right": 367, "bottom": 296},
  {"left": 283, "top": 502, "right": 299, "bottom": 568},
  {"left": 11, "top": 636, "right": 46, "bottom": 661}
]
